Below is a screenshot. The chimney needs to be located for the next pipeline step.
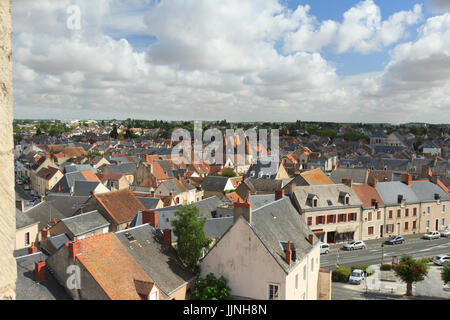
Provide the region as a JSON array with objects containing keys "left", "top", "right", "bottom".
[
  {"left": 41, "top": 227, "right": 50, "bottom": 240},
  {"left": 90, "top": 190, "right": 96, "bottom": 195},
  {"left": 67, "top": 241, "right": 81, "bottom": 260},
  {"left": 370, "top": 176, "right": 377, "bottom": 188},
  {"left": 422, "top": 165, "right": 432, "bottom": 178},
  {"left": 16, "top": 199, "right": 24, "bottom": 212},
  {"left": 163, "top": 229, "right": 172, "bottom": 246},
  {"left": 275, "top": 189, "right": 285, "bottom": 201},
  {"left": 402, "top": 173, "right": 412, "bottom": 186},
  {"left": 57, "top": 184, "right": 61, "bottom": 192},
  {"left": 35, "top": 261, "right": 46, "bottom": 283},
  {"left": 286, "top": 181, "right": 296, "bottom": 195},
  {"left": 45, "top": 152, "right": 51, "bottom": 159},
  {"left": 433, "top": 154, "right": 438, "bottom": 167},
  {"left": 342, "top": 178, "right": 353, "bottom": 187},
  {"left": 233, "top": 198, "right": 252, "bottom": 224},
  {"left": 28, "top": 242, "right": 38, "bottom": 254},
  {"left": 285, "top": 241, "right": 292, "bottom": 266},
  {"left": 308, "top": 234, "right": 315, "bottom": 246},
  {"left": 142, "top": 210, "right": 158, "bottom": 228}
]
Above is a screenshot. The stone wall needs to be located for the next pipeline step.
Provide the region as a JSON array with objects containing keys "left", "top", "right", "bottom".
[{"left": 0, "top": 0, "right": 16, "bottom": 300}]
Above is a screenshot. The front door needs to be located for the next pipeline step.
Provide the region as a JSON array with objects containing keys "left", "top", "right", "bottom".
[
  {"left": 397, "top": 223, "right": 401, "bottom": 234},
  {"left": 380, "top": 225, "right": 384, "bottom": 237},
  {"left": 436, "top": 219, "right": 439, "bottom": 231}
]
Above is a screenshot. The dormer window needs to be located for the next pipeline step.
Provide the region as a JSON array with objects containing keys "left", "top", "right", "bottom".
[
  {"left": 345, "top": 195, "right": 349, "bottom": 205},
  {"left": 313, "top": 199, "right": 318, "bottom": 207}
]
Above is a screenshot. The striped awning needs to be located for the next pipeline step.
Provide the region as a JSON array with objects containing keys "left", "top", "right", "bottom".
[{"left": 336, "top": 226, "right": 356, "bottom": 234}]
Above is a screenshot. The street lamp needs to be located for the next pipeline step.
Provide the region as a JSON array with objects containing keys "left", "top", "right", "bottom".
[{"left": 381, "top": 243, "right": 384, "bottom": 265}]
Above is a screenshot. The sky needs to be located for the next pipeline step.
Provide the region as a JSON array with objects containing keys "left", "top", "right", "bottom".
[{"left": 11, "top": 0, "right": 450, "bottom": 124}]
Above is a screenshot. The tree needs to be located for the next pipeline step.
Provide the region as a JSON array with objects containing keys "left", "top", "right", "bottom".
[
  {"left": 192, "top": 273, "right": 233, "bottom": 300},
  {"left": 110, "top": 125, "right": 118, "bottom": 139},
  {"left": 221, "top": 167, "right": 237, "bottom": 177},
  {"left": 171, "top": 204, "right": 212, "bottom": 273},
  {"left": 442, "top": 262, "right": 450, "bottom": 285},
  {"left": 394, "top": 254, "right": 429, "bottom": 296},
  {"left": 36, "top": 127, "right": 42, "bottom": 136}
]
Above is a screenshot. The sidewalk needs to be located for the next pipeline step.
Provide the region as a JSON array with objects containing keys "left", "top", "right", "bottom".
[{"left": 332, "top": 233, "right": 428, "bottom": 250}]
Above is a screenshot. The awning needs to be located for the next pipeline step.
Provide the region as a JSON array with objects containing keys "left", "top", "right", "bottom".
[{"left": 336, "top": 226, "right": 356, "bottom": 234}]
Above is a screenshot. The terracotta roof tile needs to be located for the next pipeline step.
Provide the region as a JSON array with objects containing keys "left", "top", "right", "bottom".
[
  {"left": 95, "top": 189, "right": 146, "bottom": 224},
  {"left": 80, "top": 170, "right": 101, "bottom": 182},
  {"left": 300, "top": 168, "right": 333, "bottom": 185},
  {"left": 352, "top": 184, "right": 385, "bottom": 208},
  {"left": 74, "top": 233, "right": 152, "bottom": 300}
]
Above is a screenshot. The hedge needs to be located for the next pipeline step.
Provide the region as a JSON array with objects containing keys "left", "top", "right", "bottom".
[
  {"left": 380, "top": 264, "right": 394, "bottom": 271},
  {"left": 332, "top": 267, "right": 352, "bottom": 282}
]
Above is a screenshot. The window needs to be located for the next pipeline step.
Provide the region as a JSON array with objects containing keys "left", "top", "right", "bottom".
[
  {"left": 405, "top": 209, "right": 409, "bottom": 217},
  {"left": 413, "top": 208, "right": 417, "bottom": 216},
  {"left": 368, "top": 212, "right": 372, "bottom": 221},
  {"left": 427, "top": 206, "right": 430, "bottom": 214},
  {"left": 404, "top": 222, "right": 408, "bottom": 230},
  {"left": 313, "top": 199, "right": 318, "bottom": 207},
  {"left": 387, "top": 224, "right": 394, "bottom": 233},
  {"left": 348, "top": 212, "right": 357, "bottom": 221},
  {"left": 307, "top": 217, "right": 312, "bottom": 226},
  {"left": 338, "top": 213, "right": 347, "bottom": 223},
  {"left": 345, "top": 196, "right": 349, "bottom": 205},
  {"left": 377, "top": 211, "right": 381, "bottom": 220},
  {"left": 442, "top": 219, "right": 445, "bottom": 227},
  {"left": 25, "top": 232, "right": 30, "bottom": 246},
  {"left": 268, "top": 284, "right": 279, "bottom": 300},
  {"left": 412, "top": 221, "right": 416, "bottom": 229},
  {"left": 389, "top": 210, "right": 393, "bottom": 219},
  {"left": 397, "top": 210, "right": 401, "bottom": 218},
  {"left": 368, "top": 226, "right": 374, "bottom": 235},
  {"left": 443, "top": 205, "right": 446, "bottom": 213},
  {"left": 316, "top": 216, "right": 325, "bottom": 225},
  {"left": 327, "top": 215, "right": 335, "bottom": 224},
  {"left": 426, "top": 220, "right": 430, "bottom": 228}
]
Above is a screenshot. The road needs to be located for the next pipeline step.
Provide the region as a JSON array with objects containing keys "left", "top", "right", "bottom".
[{"left": 320, "top": 235, "right": 450, "bottom": 270}]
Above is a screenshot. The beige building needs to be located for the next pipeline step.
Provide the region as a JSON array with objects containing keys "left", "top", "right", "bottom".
[
  {"left": 15, "top": 208, "right": 39, "bottom": 251},
  {"left": 35, "top": 166, "right": 63, "bottom": 196},
  {"left": 290, "top": 183, "right": 363, "bottom": 243},
  {"left": 200, "top": 197, "right": 323, "bottom": 300},
  {"left": 0, "top": 0, "right": 16, "bottom": 300}
]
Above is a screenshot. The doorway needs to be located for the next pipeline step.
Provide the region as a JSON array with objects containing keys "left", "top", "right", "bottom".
[
  {"left": 436, "top": 219, "right": 439, "bottom": 231},
  {"left": 380, "top": 225, "right": 384, "bottom": 238}
]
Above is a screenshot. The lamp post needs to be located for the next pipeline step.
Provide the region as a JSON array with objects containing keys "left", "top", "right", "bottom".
[{"left": 381, "top": 243, "right": 384, "bottom": 266}]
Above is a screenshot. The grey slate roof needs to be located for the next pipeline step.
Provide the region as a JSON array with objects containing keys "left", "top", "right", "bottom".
[
  {"left": 249, "top": 194, "right": 276, "bottom": 210},
  {"left": 204, "top": 216, "right": 233, "bottom": 239},
  {"left": 61, "top": 210, "right": 110, "bottom": 237},
  {"left": 16, "top": 208, "right": 39, "bottom": 230},
  {"left": 72, "top": 180, "right": 102, "bottom": 196},
  {"left": 15, "top": 252, "right": 70, "bottom": 300},
  {"left": 104, "top": 162, "right": 137, "bottom": 175},
  {"left": 136, "top": 197, "right": 161, "bottom": 210},
  {"left": 293, "top": 184, "right": 362, "bottom": 210},
  {"left": 201, "top": 176, "right": 231, "bottom": 191},
  {"left": 43, "top": 194, "right": 90, "bottom": 217},
  {"left": 375, "top": 181, "right": 420, "bottom": 206},
  {"left": 330, "top": 168, "right": 369, "bottom": 184},
  {"left": 245, "top": 160, "right": 281, "bottom": 179},
  {"left": 50, "top": 171, "right": 86, "bottom": 193},
  {"left": 23, "top": 201, "right": 67, "bottom": 230},
  {"left": 64, "top": 164, "right": 97, "bottom": 174},
  {"left": 116, "top": 224, "right": 195, "bottom": 295},
  {"left": 409, "top": 181, "right": 450, "bottom": 203},
  {"left": 48, "top": 233, "right": 71, "bottom": 252}
]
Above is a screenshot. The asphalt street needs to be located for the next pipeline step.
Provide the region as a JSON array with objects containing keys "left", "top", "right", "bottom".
[{"left": 320, "top": 235, "right": 450, "bottom": 270}]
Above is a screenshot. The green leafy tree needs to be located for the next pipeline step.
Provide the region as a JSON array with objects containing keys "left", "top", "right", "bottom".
[
  {"left": 394, "top": 254, "right": 429, "bottom": 296},
  {"left": 221, "top": 167, "right": 237, "bottom": 177},
  {"left": 442, "top": 262, "right": 450, "bottom": 285},
  {"left": 192, "top": 273, "right": 233, "bottom": 300},
  {"left": 36, "top": 127, "right": 42, "bottom": 136},
  {"left": 110, "top": 124, "right": 119, "bottom": 139},
  {"left": 172, "top": 204, "right": 212, "bottom": 273}
]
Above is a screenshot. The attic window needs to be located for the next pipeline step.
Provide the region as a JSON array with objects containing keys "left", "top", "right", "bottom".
[
  {"left": 327, "top": 200, "right": 333, "bottom": 206},
  {"left": 345, "top": 196, "right": 349, "bottom": 205},
  {"left": 313, "top": 199, "right": 318, "bottom": 207}
]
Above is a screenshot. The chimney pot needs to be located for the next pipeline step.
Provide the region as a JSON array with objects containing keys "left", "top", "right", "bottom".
[
  {"left": 35, "top": 261, "right": 46, "bottom": 283},
  {"left": 67, "top": 241, "right": 81, "bottom": 260},
  {"left": 402, "top": 173, "right": 412, "bottom": 186},
  {"left": 370, "top": 176, "right": 377, "bottom": 188},
  {"left": 285, "top": 241, "right": 292, "bottom": 266},
  {"left": 41, "top": 227, "right": 50, "bottom": 240},
  {"left": 275, "top": 189, "right": 285, "bottom": 201},
  {"left": 142, "top": 210, "right": 158, "bottom": 228},
  {"left": 28, "top": 242, "right": 38, "bottom": 254},
  {"left": 233, "top": 198, "right": 252, "bottom": 224},
  {"left": 163, "top": 229, "right": 172, "bottom": 246}
]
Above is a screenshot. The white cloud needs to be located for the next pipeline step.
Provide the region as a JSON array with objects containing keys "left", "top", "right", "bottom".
[{"left": 10, "top": 0, "right": 450, "bottom": 124}]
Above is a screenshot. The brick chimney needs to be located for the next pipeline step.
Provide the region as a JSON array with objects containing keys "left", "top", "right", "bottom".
[
  {"left": 370, "top": 176, "right": 377, "bottom": 188},
  {"left": 163, "top": 229, "right": 172, "bottom": 246},
  {"left": 142, "top": 210, "right": 158, "bottom": 228},
  {"left": 402, "top": 173, "right": 412, "bottom": 186},
  {"left": 342, "top": 179, "right": 353, "bottom": 187},
  {"left": 275, "top": 189, "right": 285, "bottom": 201},
  {"left": 57, "top": 184, "right": 61, "bottom": 192},
  {"left": 41, "top": 227, "right": 50, "bottom": 240},
  {"left": 285, "top": 241, "right": 292, "bottom": 266},
  {"left": 67, "top": 241, "right": 81, "bottom": 260},
  {"left": 308, "top": 234, "right": 315, "bottom": 246},
  {"left": 35, "top": 261, "right": 46, "bottom": 283},
  {"left": 28, "top": 242, "right": 38, "bottom": 254},
  {"left": 422, "top": 165, "right": 432, "bottom": 178},
  {"left": 16, "top": 199, "right": 24, "bottom": 212},
  {"left": 233, "top": 198, "right": 252, "bottom": 224}
]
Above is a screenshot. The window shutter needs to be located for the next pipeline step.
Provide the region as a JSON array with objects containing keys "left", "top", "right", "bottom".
[
  {"left": 354, "top": 212, "right": 357, "bottom": 221},
  {"left": 348, "top": 213, "right": 351, "bottom": 221},
  {"left": 316, "top": 216, "right": 320, "bottom": 225}
]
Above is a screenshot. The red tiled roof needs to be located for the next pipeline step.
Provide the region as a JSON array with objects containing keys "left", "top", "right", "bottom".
[
  {"left": 94, "top": 189, "right": 146, "bottom": 224},
  {"left": 96, "top": 173, "right": 124, "bottom": 183},
  {"left": 37, "top": 166, "right": 60, "bottom": 180},
  {"left": 80, "top": 170, "right": 101, "bottom": 182},
  {"left": 74, "top": 233, "right": 152, "bottom": 300},
  {"left": 301, "top": 168, "right": 333, "bottom": 185},
  {"left": 352, "top": 184, "right": 385, "bottom": 208},
  {"left": 225, "top": 192, "right": 243, "bottom": 203}
]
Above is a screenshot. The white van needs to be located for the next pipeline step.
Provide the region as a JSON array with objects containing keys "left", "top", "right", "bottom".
[{"left": 320, "top": 242, "right": 330, "bottom": 254}]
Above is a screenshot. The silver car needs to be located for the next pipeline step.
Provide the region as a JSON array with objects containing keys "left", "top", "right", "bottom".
[
  {"left": 433, "top": 254, "right": 450, "bottom": 266},
  {"left": 440, "top": 229, "right": 450, "bottom": 238},
  {"left": 348, "top": 269, "right": 365, "bottom": 284},
  {"left": 320, "top": 242, "right": 330, "bottom": 254},
  {"left": 343, "top": 240, "right": 366, "bottom": 251},
  {"left": 423, "top": 231, "right": 440, "bottom": 240}
]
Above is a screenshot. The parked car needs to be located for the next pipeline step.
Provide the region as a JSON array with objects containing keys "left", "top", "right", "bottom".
[
  {"left": 343, "top": 240, "right": 366, "bottom": 251},
  {"left": 433, "top": 254, "right": 450, "bottom": 266},
  {"left": 319, "top": 242, "right": 330, "bottom": 254},
  {"left": 440, "top": 229, "right": 450, "bottom": 238},
  {"left": 423, "top": 231, "right": 440, "bottom": 240},
  {"left": 385, "top": 236, "right": 405, "bottom": 245},
  {"left": 348, "top": 269, "right": 365, "bottom": 284},
  {"left": 23, "top": 184, "right": 30, "bottom": 191}
]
